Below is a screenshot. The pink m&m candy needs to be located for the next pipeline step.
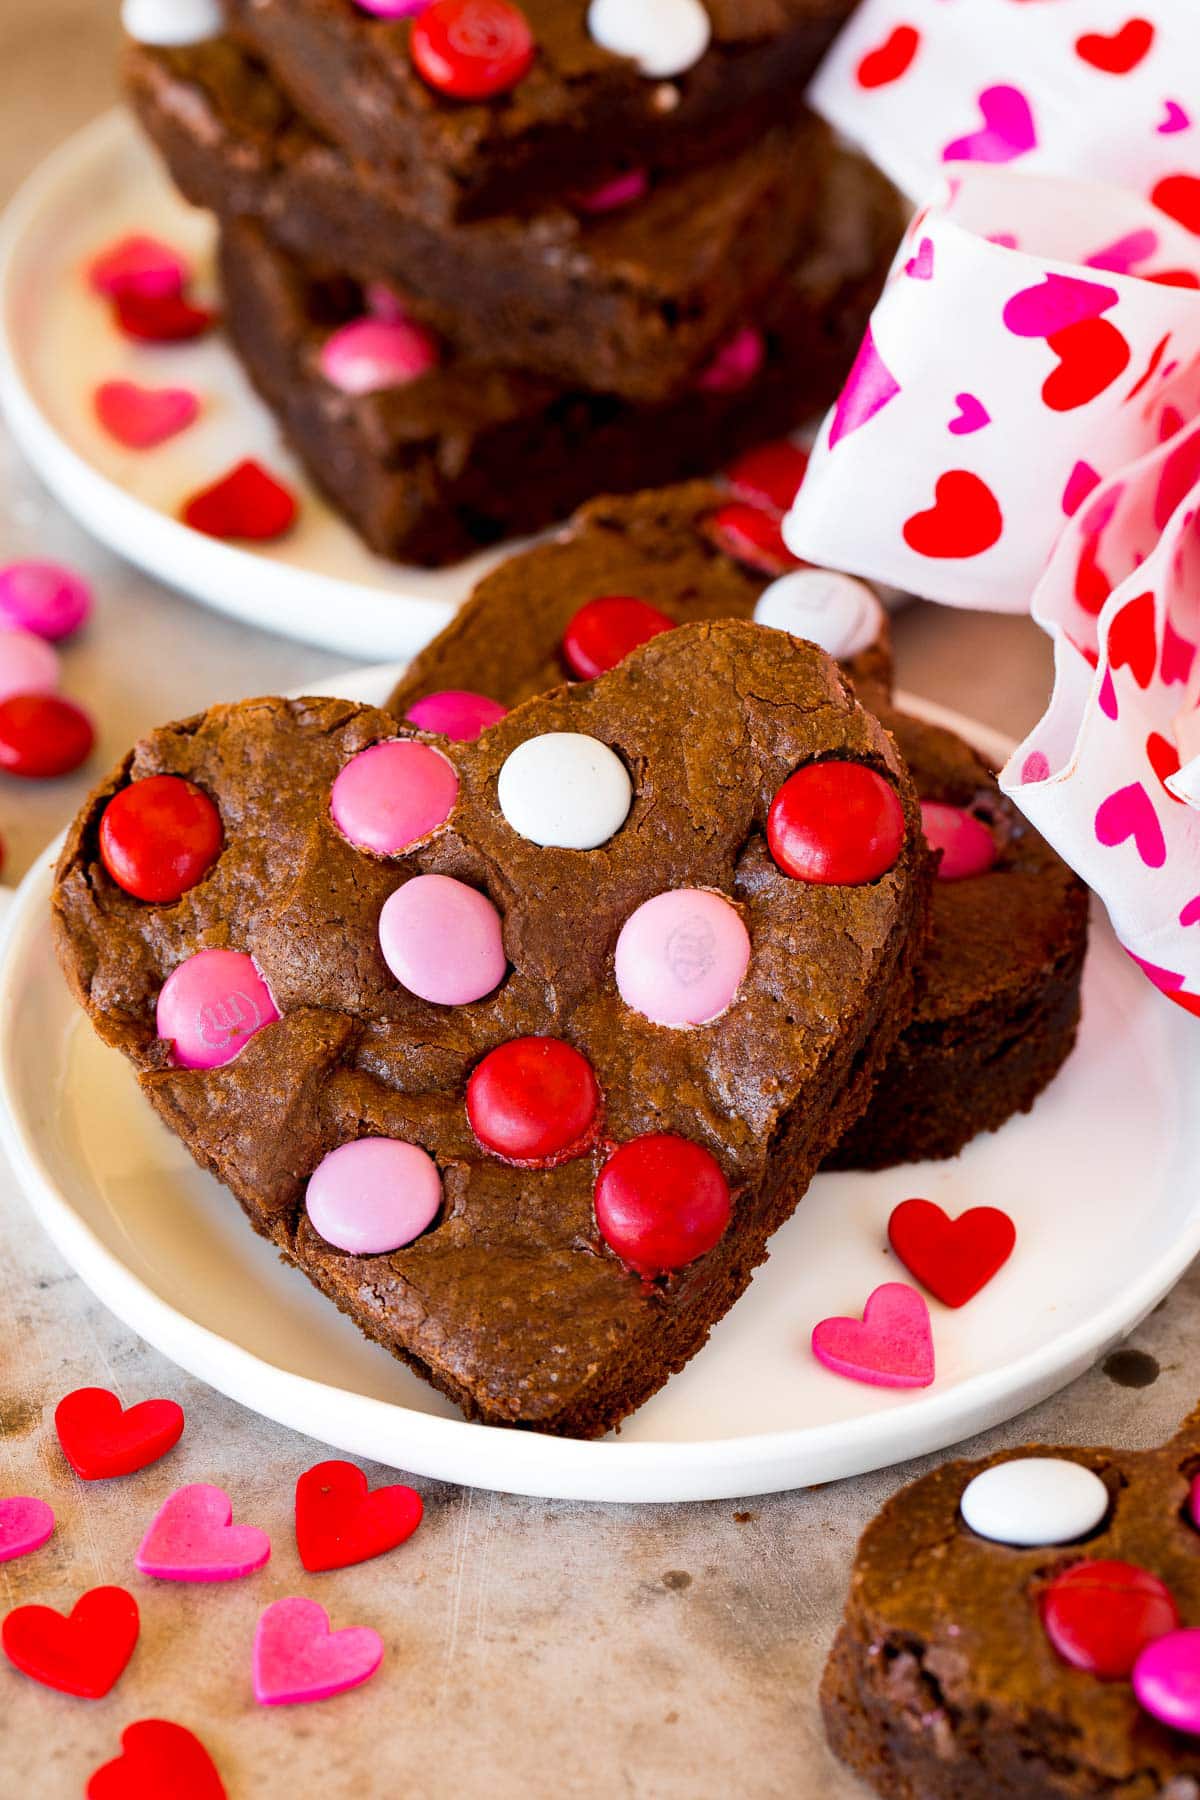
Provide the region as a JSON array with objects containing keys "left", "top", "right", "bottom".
[
  {"left": 0, "top": 629, "right": 59, "bottom": 703},
  {"left": 697, "top": 325, "right": 765, "bottom": 395},
  {"left": 921, "top": 801, "right": 998, "bottom": 880},
  {"left": 574, "top": 169, "right": 650, "bottom": 213},
  {"left": 306, "top": 1138, "right": 442, "bottom": 1256},
  {"left": 1132, "top": 1629, "right": 1200, "bottom": 1736},
  {"left": 379, "top": 874, "right": 506, "bottom": 1005},
  {"left": 156, "top": 949, "right": 279, "bottom": 1069},
  {"left": 332, "top": 740, "right": 458, "bottom": 856},
  {"left": 0, "top": 561, "right": 92, "bottom": 640},
  {"left": 405, "top": 689, "right": 508, "bottom": 741},
  {"left": 319, "top": 316, "right": 440, "bottom": 396},
  {"left": 615, "top": 889, "right": 749, "bottom": 1027}
]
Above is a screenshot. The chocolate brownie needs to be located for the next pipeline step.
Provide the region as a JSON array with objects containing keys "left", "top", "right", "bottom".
[
  {"left": 222, "top": 0, "right": 856, "bottom": 222},
  {"left": 127, "top": 36, "right": 829, "bottom": 403},
  {"left": 828, "top": 706, "right": 1089, "bottom": 1169},
  {"left": 823, "top": 1407, "right": 1200, "bottom": 1797},
  {"left": 386, "top": 482, "right": 893, "bottom": 714},
  {"left": 216, "top": 146, "right": 900, "bottom": 565},
  {"left": 53, "top": 622, "right": 930, "bottom": 1436}
]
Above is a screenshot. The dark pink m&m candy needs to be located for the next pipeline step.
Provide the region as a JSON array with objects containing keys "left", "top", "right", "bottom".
[
  {"left": 921, "top": 801, "right": 998, "bottom": 880},
  {"left": 405, "top": 689, "right": 508, "bottom": 741},
  {"left": 561, "top": 596, "right": 675, "bottom": 681},
  {"left": 410, "top": 0, "right": 535, "bottom": 99},
  {"left": 768, "top": 762, "right": 905, "bottom": 886},
  {"left": 467, "top": 1037, "right": 600, "bottom": 1166},
  {"left": 0, "top": 561, "right": 92, "bottom": 640},
  {"left": 100, "top": 775, "right": 224, "bottom": 903},
  {"left": 331, "top": 740, "right": 458, "bottom": 855},
  {"left": 594, "top": 1134, "right": 731, "bottom": 1277},
  {"left": 156, "top": 949, "right": 279, "bottom": 1069}
]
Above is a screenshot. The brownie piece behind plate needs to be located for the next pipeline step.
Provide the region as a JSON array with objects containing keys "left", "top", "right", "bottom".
[
  {"left": 127, "top": 36, "right": 828, "bottom": 403},
  {"left": 53, "top": 622, "right": 930, "bottom": 1437},
  {"left": 221, "top": 0, "right": 856, "bottom": 222},
  {"left": 823, "top": 1406, "right": 1200, "bottom": 1798}
]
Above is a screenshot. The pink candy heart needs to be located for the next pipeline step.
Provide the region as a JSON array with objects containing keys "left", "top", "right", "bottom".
[
  {"left": 253, "top": 1598, "right": 384, "bottom": 1706},
  {"left": 94, "top": 380, "right": 200, "bottom": 450},
  {"left": 318, "top": 316, "right": 440, "bottom": 396},
  {"left": 0, "top": 1495, "right": 55, "bottom": 1563},
  {"left": 87, "top": 234, "right": 189, "bottom": 302},
  {"left": 811, "top": 1282, "right": 935, "bottom": 1389},
  {"left": 943, "top": 85, "right": 1037, "bottom": 167},
  {"left": 136, "top": 1483, "right": 271, "bottom": 1582}
]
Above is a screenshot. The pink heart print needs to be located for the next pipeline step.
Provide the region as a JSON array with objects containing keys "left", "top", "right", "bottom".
[
  {"left": 253, "top": 1598, "right": 384, "bottom": 1706},
  {"left": 1180, "top": 896, "right": 1200, "bottom": 928},
  {"left": 1158, "top": 100, "right": 1190, "bottom": 135},
  {"left": 1003, "top": 275, "right": 1118, "bottom": 338},
  {"left": 1093, "top": 782, "right": 1167, "bottom": 869},
  {"left": 943, "top": 86, "right": 1037, "bottom": 166},
  {"left": 811, "top": 1282, "right": 935, "bottom": 1389},
  {"left": 136, "top": 1483, "right": 271, "bottom": 1582},
  {"left": 904, "top": 237, "right": 934, "bottom": 280},
  {"left": 827, "top": 326, "right": 901, "bottom": 449},
  {"left": 948, "top": 393, "right": 990, "bottom": 435},
  {"left": 0, "top": 1496, "right": 55, "bottom": 1562}
]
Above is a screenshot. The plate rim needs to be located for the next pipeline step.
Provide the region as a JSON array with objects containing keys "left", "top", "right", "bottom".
[{"left": 3, "top": 680, "right": 1199, "bottom": 1500}]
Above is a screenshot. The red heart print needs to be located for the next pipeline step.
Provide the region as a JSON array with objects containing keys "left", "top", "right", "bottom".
[
  {"left": 1162, "top": 616, "right": 1198, "bottom": 684},
  {"left": 295, "top": 1460, "right": 424, "bottom": 1573},
  {"left": 1075, "top": 19, "right": 1155, "bottom": 74},
  {"left": 1042, "top": 318, "right": 1131, "bottom": 411},
  {"left": 94, "top": 380, "right": 200, "bottom": 450},
  {"left": 2, "top": 1586, "right": 139, "bottom": 1697},
  {"left": 182, "top": 461, "right": 298, "bottom": 542},
  {"left": 1094, "top": 782, "right": 1166, "bottom": 868},
  {"left": 1152, "top": 174, "right": 1200, "bottom": 236},
  {"left": 87, "top": 1721, "right": 226, "bottom": 1800},
  {"left": 855, "top": 24, "right": 920, "bottom": 89},
  {"left": 1146, "top": 732, "right": 1185, "bottom": 802},
  {"left": 902, "top": 471, "right": 1003, "bottom": 559},
  {"left": 887, "top": 1199, "right": 1016, "bottom": 1309},
  {"left": 113, "top": 291, "right": 214, "bottom": 343},
  {"left": 1107, "top": 591, "right": 1157, "bottom": 688},
  {"left": 1074, "top": 541, "right": 1111, "bottom": 615},
  {"left": 55, "top": 1386, "right": 185, "bottom": 1480},
  {"left": 811, "top": 1283, "right": 935, "bottom": 1389},
  {"left": 1041, "top": 1560, "right": 1177, "bottom": 1679}
]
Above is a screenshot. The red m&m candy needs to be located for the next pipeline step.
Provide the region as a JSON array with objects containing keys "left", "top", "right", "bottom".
[
  {"left": 561, "top": 596, "right": 675, "bottom": 680},
  {"left": 410, "top": 0, "right": 535, "bottom": 99},
  {"left": 701, "top": 503, "right": 800, "bottom": 577},
  {"left": 100, "top": 775, "right": 224, "bottom": 903},
  {"left": 1041, "top": 1560, "right": 1179, "bottom": 1681},
  {"left": 467, "top": 1037, "right": 600, "bottom": 1166},
  {"left": 725, "top": 440, "right": 810, "bottom": 514},
  {"left": 768, "top": 761, "right": 905, "bottom": 885},
  {"left": 594, "top": 1134, "right": 731, "bottom": 1277},
  {"left": 0, "top": 694, "right": 93, "bottom": 779}
]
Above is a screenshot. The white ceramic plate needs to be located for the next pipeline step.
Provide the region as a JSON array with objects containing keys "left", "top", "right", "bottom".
[
  {"left": 2, "top": 670, "right": 1198, "bottom": 1503},
  {"left": 0, "top": 110, "right": 518, "bottom": 659}
]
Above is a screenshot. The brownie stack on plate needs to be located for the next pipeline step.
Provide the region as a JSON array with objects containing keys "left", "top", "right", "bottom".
[{"left": 123, "top": 0, "right": 900, "bottom": 565}]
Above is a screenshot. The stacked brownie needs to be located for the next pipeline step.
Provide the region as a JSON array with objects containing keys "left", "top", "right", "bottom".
[{"left": 123, "top": 0, "right": 898, "bottom": 564}]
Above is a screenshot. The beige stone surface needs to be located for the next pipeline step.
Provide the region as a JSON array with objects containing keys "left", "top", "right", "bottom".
[{"left": 0, "top": 7, "right": 1195, "bottom": 1798}]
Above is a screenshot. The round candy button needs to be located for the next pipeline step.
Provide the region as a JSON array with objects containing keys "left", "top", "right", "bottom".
[
  {"left": 0, "top": 695, "right": 94, "bottom": 779},
  {"left": 156, "top": 949, "right": 280, "bottom": 1070},
  {"left": 100, "top": 775, "right": 224, "bottom": 904},
  {"left": 0, "top": 628, "right": 59, "bottom": 703},
  {"left": 768, "top": 762, "right": 904, "bottom": 885},
  {"left": 410, "top": 0, "right": 535, "bottom": 99},
  {"left": 331, "top": 740, "right": 458, "bottom": 856},
  {"left": 921, "top": 801, "right": 998, "bottom": 880},
  {"left": 726, "top": 440, "right": 810, "bottom": 513},
  {"left": 1041, "top": 1560, "right": 1179, "bottom": 1681},
  {"left": 1133, "top": 1629, "right": 1200, "bottom": 1736},
  {"left": 561, "top": 595, "right": 675, "bottom": 680},
  {"left": 405, "top": 690, "right": 508, "bottom": 741},
  {"left": 0, "top": 561, "right": 91, "bottom": 640},
  {"left": 594, "top": 1134, "right": 731, "bottom": 1277},
  {"left": 959, "top": 1458, "right": 1110, "bottom": 1547},
  {"left": 467, "top": 1037, "right": 600, "bottom": 1165},
  {"left": 753, "top": 571, "right": 884, "bottom": 662},
  {"left": 306, "top": 1138, "right": 442, "bottom": 1256},
  {"left": 615, "top": 889, "right": 749, "bottom": 1027},
  {"left": 120, "top": 0, "right": 223, "bottom": 45},
  {"left": 379, "top": 874, "right": 506, "bottom": 1005},
  {"left": 587, "top": 0, "right": 711, "bottom": 78},
  {"left": 497, "top": 732, "right": 632, "bottom": 850},
  {"left": 319, "top": 316, "right": 440, "bottom": 395}
]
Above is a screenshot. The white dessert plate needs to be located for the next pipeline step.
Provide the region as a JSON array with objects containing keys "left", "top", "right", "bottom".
[
  {"left": 0, "top": 110, "right": 516, "bottom": 660},
  {"left": 2, "top": 670, "right": 1197, "bottom": 1504}
]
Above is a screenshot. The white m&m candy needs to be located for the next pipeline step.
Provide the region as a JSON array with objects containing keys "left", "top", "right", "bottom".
[
  {"left": 121, "top": 0, "right": 224, "bottom": 46},
  {"left": 959, "top": 1458, "right": 1110, "bottom": 1547},
  {"left": 498, "top": 732, "right": 632, "bottom": 850},
  {"left": 753, "top": 571, "right": 884, "bottom": 661},
  {"left": 587, "top": 0, "right": 711, "bottom": 79}
]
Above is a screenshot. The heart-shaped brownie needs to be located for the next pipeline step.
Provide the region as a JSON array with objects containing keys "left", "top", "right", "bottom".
[
  {"left": 54, "top": 621, "right": 928, "bottom": 1435},
  {"left": 824, "top": 1405, "right": 1200, "bottom": 1795}
]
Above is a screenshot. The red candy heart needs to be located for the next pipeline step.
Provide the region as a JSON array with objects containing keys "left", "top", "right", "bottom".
[
  {"left": 724, "top": 440, "right": 810, "bottom": 513},
  {"left": 87, "top": 1720, "right": 226, "bottom": 1800},
  {"left": 887, "top": 1199, "right": 1016, "bottom": 1308},
  {"left": 295, "top": 1460, "right": 424, "bottom": 1573},
  {"left": 410, "top": 0, "right": 535, "bottom": 99},
  {"left": 94, "top": 380, "right": 200, "bottom": 450},
  {"left": 1042, "top": 318, "right": 1131, "bottom": 411},
  {"left": 2, "top": 1586, "right": 139, "bottom": 1697},
  {"left": 902, "top": 470, "right": 1004, "bottom": 560},
  {"left": 855, "top": 23, "right": 920, "bottom": 89},
  {"left": 561, "top": 595, "right": 675, "bottom": 680},
  {"left": 701, "top": 502, "right": 800, "bottom": 576},
  {"left": 113, "top": 292, "right": 214, "bottom": 344},
  {"left": 182, "top": 460, "right": 298, "bottom": 542},
  {"left": 99, "top": 774, "right": 224, "bottom": 904},
  {"left": 768, "top": 761, "right": 905, "bottom": 886},
  {"left": 594, "top": 1133, "right": 731, "bottom": 1278},
  {"left": 1041, "top": 1560, "right": 1178, "bottom": 1679},
  {"left": 55, "top": 1386, "right": 185, "bottom": 1480},
  {"left": 467, "top": 1036, "right": 601, "bottom": 1166},
  {"left": 0, "top": 694, "right": 94, "bottom": 779},
  {"left": 1075, "top": 18, "right": 1154, "bottom": 74},
  {"left": 1107, "top": 590, "right": 1157, "bottom": 689},
  {"left": 88, "top": 234, "right": 189, "bottom": 302}
]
